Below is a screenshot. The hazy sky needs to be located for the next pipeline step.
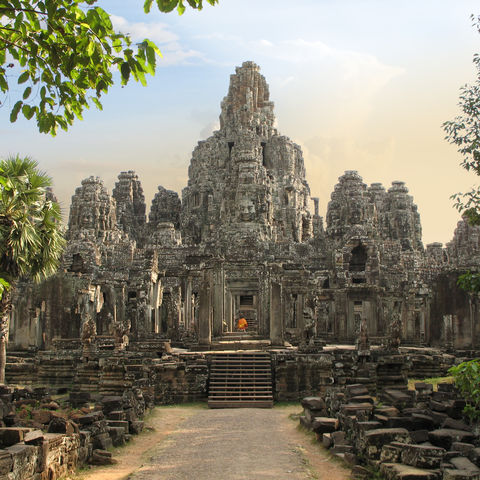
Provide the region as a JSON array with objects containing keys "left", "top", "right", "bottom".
[{"left": 1, "top": 0, "right": 479, "bottom": 245}]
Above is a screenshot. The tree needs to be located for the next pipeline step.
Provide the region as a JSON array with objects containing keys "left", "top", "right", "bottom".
[
  {"left": 0, "top": 156, "right": 66, "bottom": 383},
  {"left": 443, "top": 14, "right": 480, "bottom": 293},
  {"left": 0, "top": 0, "right": 217, "bottom": 135}
]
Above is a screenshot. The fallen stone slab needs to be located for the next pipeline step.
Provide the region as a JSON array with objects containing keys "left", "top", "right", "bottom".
[
  {"left": 400, "top": 443, "right": 446, "bottom": 469},
  {"left": 346, "top": 384, "right": 369, "bottom": 398},
  {"left": 453, "top": 443, "right": 476, "bottom": 456},
  {"left": 468, "top": 447, "right": 480, "bottom": 467},
  {"left": 312, "top": 417, "right": 339, "bottom": 434},
  {"left": 340, "top": 403, "right": 374, "bottom": 416},
  {"left": 380, "top": 462, "right": 441, "bottom": 480},
  {"left": 375, "top": 406, "right": 400, "bottom": 418},
  {"left": 301, "top": 397, "right": 326, "bottom": 411},
  {"left": 364, "top": 428, "right": 411, "bottom": 459},
  {"left": 428, "top": 429, "right": 475, "bottom": 450},
  {"left": 129, "top": 420, "right": 144, "bottom": 435},
  {"left": 410, "top": 430, "right": 429, "bottom": 443},
  {"left": 443, "top": 470, "right": 480, "bottom": 480},
  {"left": 450, "top": 457, "right": 480, "bottom": 472},
  {"left": 76, "top": 411, "right": 104, "bottom": 426},
  {"left": 322, "top": 433, "right": 333, "bottom": 448},
  {"left": 23, "top": 430, "right": 45, "bottom": 446},
  {"left": 443, "top": 418, "right": 471, "bottom": 432},
  {"left": 91, "top": 449, "right": 117, "bottom": 465},
  {"left": 0, "top": 428, "right": 29, "bottom": 448}
]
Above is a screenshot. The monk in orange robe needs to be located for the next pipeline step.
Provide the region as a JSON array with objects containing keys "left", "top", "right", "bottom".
[{"left": 237, "top": 317, "right": 248, "bottom": 332}]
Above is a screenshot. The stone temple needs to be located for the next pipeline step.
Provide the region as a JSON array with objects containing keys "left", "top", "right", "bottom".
[{"left": 7, "top": 62, "right": 480, "bottom": 392}]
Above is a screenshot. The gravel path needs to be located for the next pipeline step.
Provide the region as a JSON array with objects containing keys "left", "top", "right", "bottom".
[{"left": 127, "top": 406, "right": 351, "bottom": 480}]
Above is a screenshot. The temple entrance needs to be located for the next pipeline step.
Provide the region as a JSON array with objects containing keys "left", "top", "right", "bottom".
[{"left": 223, "top": 286, "right": 259, "bottom": 335}]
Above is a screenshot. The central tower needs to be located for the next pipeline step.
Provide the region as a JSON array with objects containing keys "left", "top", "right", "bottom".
[{"left": 181, "top": 61, "right": 313, "bottom": 250}]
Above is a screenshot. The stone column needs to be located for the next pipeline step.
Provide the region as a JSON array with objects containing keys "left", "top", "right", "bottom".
[
  {"left": 212, "top": 266, "right": 224, "bottom": 337},
  {"left": 185, "top": 278, "right": 192, "bottom": 330},
  {"left": 296, "top": 294, "right": 305, "bottom": 332},
  {"left": 225, "top": 290, "right": 232, "bottom": 332},
  {"left": 198, "top": 271, "right": 212, "bottom": 346},
  {"left": 270, "top": 282, "right": 283, "bottom": 346}
]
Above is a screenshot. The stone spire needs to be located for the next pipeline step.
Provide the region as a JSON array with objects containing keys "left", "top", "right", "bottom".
[
  {"left": 112, "top": 171, "right": 146, "bottom": 242},
  {"left": 219, "top": 61, "right": 276, "bottom": 139}
]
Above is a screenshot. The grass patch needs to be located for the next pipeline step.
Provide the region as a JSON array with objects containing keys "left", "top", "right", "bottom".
[{"left": 407, "top": 376, "right": 454, "bottom": 391}]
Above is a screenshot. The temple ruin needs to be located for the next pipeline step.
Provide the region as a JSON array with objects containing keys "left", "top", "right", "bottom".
[{"left": 9, "top": 61, "right": 480, "bottom": 354}]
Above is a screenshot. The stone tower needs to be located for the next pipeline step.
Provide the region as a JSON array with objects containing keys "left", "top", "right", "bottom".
[{"left": 181, "top": 61, "right": 312, "bottom": 249}]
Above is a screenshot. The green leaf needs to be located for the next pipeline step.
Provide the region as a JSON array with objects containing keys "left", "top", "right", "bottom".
[
  {"left": 10, "top": 101, "right": 23, "bottom": 122},
  {"left": 22, "top": 104, "right": 35, "bottom": 120},
  {"left": 86, "top": 40, "right": 95, "bottom": 57},
  {"left": 23, "top": 86, "right": 32, "bottom": 100},
  {"left": 144, "top": 0, "right": 154, "bottom": 13},
  {"left": 91, "top": 97, "right": 103, "bottom": 110},
  {"left": 120, "top": 62, "right": 131, "bottom": 83},
  {"left": 18, "top": 71, "right": 30, "bottom": 84}
]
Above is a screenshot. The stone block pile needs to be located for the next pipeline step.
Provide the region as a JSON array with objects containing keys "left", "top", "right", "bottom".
[
  {"left": 300, "top": 382, "right": 480, "bottom": 479},
  {"left": 0, "top": 384, "right": 149, "bottom": 479}
]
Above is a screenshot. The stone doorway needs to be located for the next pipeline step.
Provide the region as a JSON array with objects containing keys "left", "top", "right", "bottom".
[{"left": 224, "top": 291, "right": 259, "bottom": 334}]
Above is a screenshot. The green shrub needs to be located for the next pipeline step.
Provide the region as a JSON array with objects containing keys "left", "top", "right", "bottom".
[{"left": 449, "top": 359, "right": 480, "bottom": 422}]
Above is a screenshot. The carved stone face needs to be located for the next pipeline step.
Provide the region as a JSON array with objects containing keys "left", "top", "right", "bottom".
[{"left": 238, "top": 198, "right": 256, "bottom": 221}]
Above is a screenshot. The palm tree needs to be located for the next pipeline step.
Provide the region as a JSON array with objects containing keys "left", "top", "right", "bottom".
[{"left": 0, "top": 156, "right": 65, "bottom": 383}]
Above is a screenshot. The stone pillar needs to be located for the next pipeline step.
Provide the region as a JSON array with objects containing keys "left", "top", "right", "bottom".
[
  {"left": 296, "top": 294, "right": 305, "bottom": 332},
  {"left": 270, "top": 282, "right": 283, "bottom": 346},
  {"left": 185, "top": 278, "right": 192, "bottom": 330},
  {"left": 198, "top": 271, "right": 212, "bottom": 346},
  {"left": 212, "top": 266, "right": 224, "bottom": 337},
  {"left": 225, "top": 291, "right": 232, "bottom": 332},
  {"left": 259, "top": 270, "right": 269, "bottom": 338}
]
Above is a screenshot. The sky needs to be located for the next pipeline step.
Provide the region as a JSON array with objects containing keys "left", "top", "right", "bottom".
[{"left": 1, "top": 0, "right": 479, "bottom": 245}]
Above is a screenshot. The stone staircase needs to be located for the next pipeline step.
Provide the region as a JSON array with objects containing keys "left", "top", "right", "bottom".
[{"left": 208, "top": 351, "right": 273, "bottom": 408}]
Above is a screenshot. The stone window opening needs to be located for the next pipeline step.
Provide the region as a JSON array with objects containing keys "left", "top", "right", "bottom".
[
  {"left": 70, "top": 253, "right": 84, "bottom": 272},
  {"left": 192, "top": 192, "right": 201, "bottom": 207},
  {"left": 261, "top": 142, "right": 266, "bottom": 167},
  {"left": 228, "top": 142, "right": 234, "bottom": 159},
  {"left": 322, "top": 277, "right": 330, "bottom": 289},
  {"left": 240, "top": 295, "right": 254, "bottom": 306},
  {"left": 349, "top": 244, "right": 367, "bottom": 272},
  {"left": 291, "top": 294, "right": 298, "bottom": 328}
]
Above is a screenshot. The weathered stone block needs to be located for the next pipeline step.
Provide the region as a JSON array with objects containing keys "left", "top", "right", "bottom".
[
  {"left": 380, "top": 462, "right": 441, "bottom": 480},
  {"left": 92, "top": 433, "right": 112, "bottom": 450},
  {"left": 450, "top": 457, "right": 480, "bottom": 473},
  {"left": 24, "top": 430, "right": 45, "bottom": 446},
  {"left": 301, "top": 397, "right": 326, "bottom": 411},
  {"left": 0, "top": 449, "right": 13, "bottom": 475},
  {"left": 91, "top": 449, "right": 117, "bottom": 465},
  {"left": 322, "top": 433, "right": 333, "bottom": 448},
  {"left": 428, "top": 429, "right": 475, "bottom": 450},
  {"left": 0, "top": 428, "right": 29, "bottom": 447},
  {"left": 311, "top": 417, "right": 339, "bottom": 434},
  {"left": 364, "top": 428, "right": 410, "bottom": 459},
  {"left": 443, "top": 470, "right": 480, "bottom": 480},
  {"left": 129, "top": 421, "right": 144, "bottom": 435},
  {"left": 108, "top": 426, "right": 125, "bottom": 447},
  {"left": 400, "top": 444, "right": 445, "bottom": 469},
  {"left": 106, "top": 420, "right": 129, "bottom": 434}
]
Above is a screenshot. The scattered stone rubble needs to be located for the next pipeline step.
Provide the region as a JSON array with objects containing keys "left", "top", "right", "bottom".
[
  {"left": 301, "top": 382, "right": 480, "bottom": 479},
  {"left": 0, "top": 384, "right": 148, "bottom": 479}
]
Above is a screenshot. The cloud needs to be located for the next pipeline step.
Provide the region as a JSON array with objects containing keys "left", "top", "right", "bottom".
[{"left": 111, "top": 15, "right": 207, "bottom": 66}]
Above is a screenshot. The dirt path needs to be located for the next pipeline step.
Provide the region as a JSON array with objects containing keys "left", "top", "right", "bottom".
[{"left": 76, "top": 405, "right": 352, "bottom": 480}]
